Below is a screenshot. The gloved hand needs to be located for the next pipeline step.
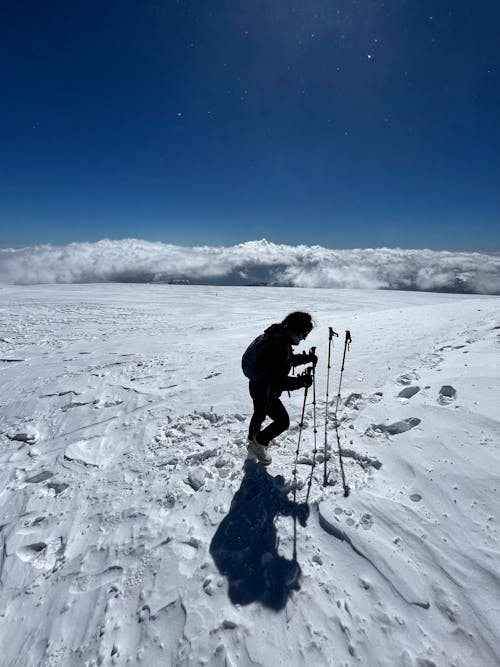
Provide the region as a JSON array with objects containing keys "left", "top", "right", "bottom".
[
  {"left": 302, "top": 373, "right": 313, "bottom": 388},
  {"left": 295, "top": 502, "right": 310, "bottom": 527},
  {"left": 306, "top": 351, "right": 318, "bottom": 366}
]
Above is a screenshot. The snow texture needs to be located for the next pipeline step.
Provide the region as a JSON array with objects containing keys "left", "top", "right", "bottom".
[{"left": 0, "top": 283, "right": 499, "bottom": 667}]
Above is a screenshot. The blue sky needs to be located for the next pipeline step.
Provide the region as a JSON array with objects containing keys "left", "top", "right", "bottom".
[{"left": 1, "top": 0, "right": 499, "bottom": 250}]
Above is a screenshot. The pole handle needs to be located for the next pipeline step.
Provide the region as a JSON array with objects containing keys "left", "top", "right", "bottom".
[
  {"left": 308, "top": 345, "right": 317, "bottom": 368},
  {"left": 328, "top": 327, "right": 339, "bottom": 340}
]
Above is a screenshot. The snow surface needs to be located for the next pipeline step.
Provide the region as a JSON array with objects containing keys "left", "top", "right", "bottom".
[{"left": 0, "top": 283, "right": 499, "bottom": 667}]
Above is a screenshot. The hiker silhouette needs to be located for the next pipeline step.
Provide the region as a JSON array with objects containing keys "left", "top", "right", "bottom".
[
  {"left": 242, "top": 311, "right": 317, "bottom": 465},
  {"left": 209, "top": 458, "right": 309, "bottom": 611}
]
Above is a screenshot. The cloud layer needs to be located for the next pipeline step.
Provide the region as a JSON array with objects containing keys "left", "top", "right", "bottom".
[{"left": 1, "top": 239, "right": 499, "bottom": 294}]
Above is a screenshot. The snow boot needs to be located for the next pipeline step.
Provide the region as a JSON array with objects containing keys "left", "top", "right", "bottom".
[{"left": 247, "top": 435, "right": 272, "bottom": 465}]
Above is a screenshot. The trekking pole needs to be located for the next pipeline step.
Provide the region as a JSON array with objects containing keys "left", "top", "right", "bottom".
[
  {"left": 305, "top": 347, "right": 318, "bottom": 503},
  {"left": 323, "top": 327, "right": 338, "bottom": 486},
  {"left": 334, "top": 330, "right": 352, "bottom": 497},
  {"left": 292, "top": 367, "right": 311, "bottom": 560}
]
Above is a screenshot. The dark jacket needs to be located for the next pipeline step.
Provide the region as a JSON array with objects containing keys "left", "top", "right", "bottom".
[{"left": 249, "top": 323, "right": 310, "bottom": 396}]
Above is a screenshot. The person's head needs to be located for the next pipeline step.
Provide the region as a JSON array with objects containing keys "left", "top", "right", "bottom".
[{"left": 281, "top": 311, "right": 313, "bottom": 341}]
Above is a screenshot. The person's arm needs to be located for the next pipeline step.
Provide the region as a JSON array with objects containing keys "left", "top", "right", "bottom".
[
  {"left": 281, "top": 374, "right": 310, "bottom": 391},
  {"left": 290, "top": 350, "right": 315, "bottom": 367}
]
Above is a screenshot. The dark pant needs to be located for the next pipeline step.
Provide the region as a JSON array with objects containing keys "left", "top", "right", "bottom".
[{"left": 248, "top": 381, "right": 290, "bottom": 445}]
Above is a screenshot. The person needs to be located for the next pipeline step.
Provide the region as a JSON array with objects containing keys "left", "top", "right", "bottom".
[{"left": 241, "top": 311, "right": 317, "bottom": 465}]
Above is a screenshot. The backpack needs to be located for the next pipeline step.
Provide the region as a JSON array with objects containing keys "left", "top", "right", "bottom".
[{"left": 241, "top": 334, "right": 273, "bottom": 380}]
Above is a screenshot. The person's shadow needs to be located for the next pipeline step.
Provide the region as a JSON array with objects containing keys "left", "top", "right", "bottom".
[{"left": 209, "top": 458, "right": 310, "bottom": 611}]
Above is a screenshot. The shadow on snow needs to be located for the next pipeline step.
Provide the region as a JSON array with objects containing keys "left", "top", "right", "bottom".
[{"left": 210, "top": 458, "right": 310, "bottom": 611}]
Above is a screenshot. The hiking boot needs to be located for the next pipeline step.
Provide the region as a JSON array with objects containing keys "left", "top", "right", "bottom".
[{"left": 247, "top": 435, "right": 272, "bottom": 465}]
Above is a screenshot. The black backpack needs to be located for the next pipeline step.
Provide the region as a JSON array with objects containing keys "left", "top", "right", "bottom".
[{"left": 241, "top": 334, "right": 273, "bottom": 380}]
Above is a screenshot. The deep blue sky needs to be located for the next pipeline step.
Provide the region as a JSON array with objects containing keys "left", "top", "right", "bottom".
[{"left": 1, "top": 0, "right": 499, "bottom": 250}]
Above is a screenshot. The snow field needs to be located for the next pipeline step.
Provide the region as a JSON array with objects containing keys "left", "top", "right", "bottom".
[{"left": 0, "top": 284, "right": 499, "bottom": 667}]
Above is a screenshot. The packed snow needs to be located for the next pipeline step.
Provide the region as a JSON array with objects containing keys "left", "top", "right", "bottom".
[{"left": 0, "top": 283, "right": 499, "bottom": 667}]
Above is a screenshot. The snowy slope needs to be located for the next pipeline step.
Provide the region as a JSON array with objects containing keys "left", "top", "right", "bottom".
[{"left": 0, "top": 284, "right": 499, "bottom": 667}]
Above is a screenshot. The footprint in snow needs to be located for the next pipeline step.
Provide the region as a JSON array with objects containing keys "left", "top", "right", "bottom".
[
  {"left": 7, "top": 432, "right": 37, "bottom": 445},
  {"left": 398, "top": 386, "right": 420, "bottom": 399},
  {"left": 47, "top": 481, "right": 69, "bottom": 495},
  {"left": 341, "top": 448, "right": 382, "bottom": 470},
  {"left": 22, "top": 515, "right": 48, "bottom": 529},
  {"left": 419, "top": 352, "right": 444, "bottom": 370},
  {"left": 94, "top": 400, "right": 124, "bottom": 408},
  {"left": 16, "top": 537, "right": 64, "bottom": 570},
  {"left": 17, "top": 542, "right": 48, "bottom": 562},
  {"left": 344, "top": 391, "right": 383, "bottom": 410},
  {"left": 186, "top": 468, "right": 207, "bottom": 491},
  {"left": 26, "top": 471, "right": 53, "bottom": 484},
  {"left": 60, "top": 401, "right": 93, "bottom": 412},
  {"left": 440, "top": 343, "right": 468, "bottom": 352},
  {"left": 395, "top": 372, "right": 419, "bottom": 386},
  {"left": 64, "top": 440, "right": 102, "bottom": 468},
  {"left": 70, "top": 566, "right": 124, "bottom": 593},
  {"left": 365, "top": 417, "right": 421, "bottom": 437},
  {"left": 438, "top": 385, "right": 456, "bottom": 405}
]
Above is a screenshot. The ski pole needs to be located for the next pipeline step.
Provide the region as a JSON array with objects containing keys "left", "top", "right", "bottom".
[
  {"left": 335, "top": 330, "right": 352, "bottom": 416},
  {"left": 305, "top": 347, "right": 318, "bottom": 503},
  {"left": 292, "top": 366, "right": 311, "bottom": 560},
  {"left": 323, "top": 327, "right": 338, "bottom": 486},
  {"left": 334, "top": 330, "right": 352, "bottom": 497}
]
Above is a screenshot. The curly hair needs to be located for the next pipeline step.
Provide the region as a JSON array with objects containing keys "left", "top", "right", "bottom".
[{"left": 281, "top": 311, "right": 313, "bottom": 333}]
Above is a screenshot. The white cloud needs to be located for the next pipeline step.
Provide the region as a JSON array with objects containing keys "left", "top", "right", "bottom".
[{"left": 1, "top": 238, "right": 499, "bottom": 294}]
